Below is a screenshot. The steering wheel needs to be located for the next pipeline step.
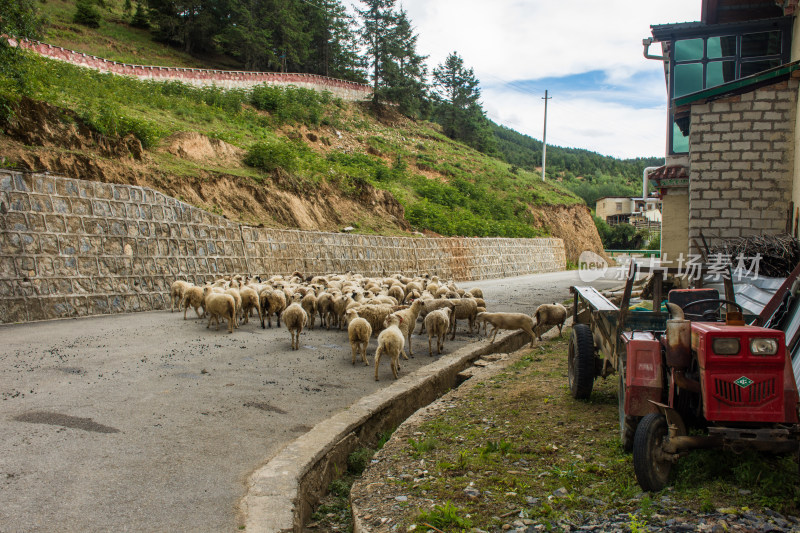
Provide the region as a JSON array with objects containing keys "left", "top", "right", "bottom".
[{"left": 681, "top": 299, "right": 743, "bottom": 321}]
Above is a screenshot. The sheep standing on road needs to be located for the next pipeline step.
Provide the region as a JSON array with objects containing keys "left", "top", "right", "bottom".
[
  {"left": 449, "top": 298, "right": 479, "bottom": 340},
  {"left": 424, "top": 307, "right": 451, "bottom": 356},
  {"left": 170, "top": 280, "right": 191, "bottom": 312},
  {"left": 533, "top": 303, "right": 568, "bottom": 340},
  {"left": 346, "top": 309, "right": 372, "bottom": 366},
  {"left": 374, "top": 314, "right": 405, "bottom": 381},
  {"left": 204, "top": 288, "right": 236, "bottom": 333},
  {"left": 182, "top": 286, "right": 206, "bottom": 320},
  {"left": 259, "top": 288, "right": 286, "bottom": 328},
  {"left": 302, "top": 292, "right": 318, "bottom": 330},
  {"left": 238, "top": 286, "right": 262, "bottom": 325},
  {"left": 389, "top": 299, "right": 424, "bottom": 358},
  {"left": 282, "top": 297, "right": 308, "bottom": 350}
]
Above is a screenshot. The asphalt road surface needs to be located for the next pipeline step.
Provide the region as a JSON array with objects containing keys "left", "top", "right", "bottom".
[{"left": 0, "top": 268, "right": 622, "bottom": 532}]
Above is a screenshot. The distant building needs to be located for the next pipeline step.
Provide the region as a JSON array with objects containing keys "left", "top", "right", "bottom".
[
  {"left": 595, "top": 196, "right": 662, "bottom": 230},
  {"left": 646, "top": 0, "right": 800, "bottom": 264}
]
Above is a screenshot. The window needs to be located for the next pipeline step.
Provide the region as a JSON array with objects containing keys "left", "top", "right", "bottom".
[
  {"left": 616, "top": 203, "right": 622, "bottom": 212},
  {"left": 666, "top": 22, "right": 791, "bottom": 154}
]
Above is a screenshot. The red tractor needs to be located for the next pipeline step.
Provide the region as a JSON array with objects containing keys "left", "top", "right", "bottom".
[{"left": 570, "top": 263, "right": 800, "bottom": 491}]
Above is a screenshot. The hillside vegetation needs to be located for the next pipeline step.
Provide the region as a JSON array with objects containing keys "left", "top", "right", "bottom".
[{"left": 0, "top": 0, "right": 659, "bottom": 260}]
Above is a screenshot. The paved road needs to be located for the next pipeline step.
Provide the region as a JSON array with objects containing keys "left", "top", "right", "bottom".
[{"left": 0, "top": 269, "right": 622, "bottom": 532}]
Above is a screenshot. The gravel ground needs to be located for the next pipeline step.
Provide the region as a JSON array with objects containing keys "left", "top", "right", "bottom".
[{"left": 0, "top": 269, "right": 621, "bottom": 532}]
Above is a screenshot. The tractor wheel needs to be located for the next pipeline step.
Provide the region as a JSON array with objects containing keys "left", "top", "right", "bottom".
[
  {"left": 618, "top": 364, "right": 636, "bottom": 453},
  {"left": 633, "top": 412, "right": 672, "bottom": 491},
  {"left": 568, "top": 324, "right": 595, "bottom": 400}
]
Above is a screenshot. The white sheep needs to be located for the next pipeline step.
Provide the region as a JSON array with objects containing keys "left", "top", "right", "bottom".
[
  {"left": 449, "top": 298, "right": 479, "bottom": 340},
  {"left": 374, "top": 314, "right": 405, "bottom": 381},
  {"left": 424, "top": 307, "right": 451, "bottom": 356},
  {"left": 346, "top": 309, "right": 372, "bottom": 366},
  {"left": 170, "top": 280, "right": 191, "bottom": 312},
  {"left": 259, "top": 288, "right": 286, "bottom": 328},
  {"left": 389, "top": 299, "right": 424, "bottom": 358},
  {"left": 417, "top": 299, "right": 456, "bottom": 334},
  {"left": 477, "top": 311, "right": 537, "bottom": 348},
  {"left": 533, "top": 303, "right": 568, "bottom": 340},
  {"left": 349, "top": 303, "right": 396, "bottom": 336},
  {"left": 182, "top": 286, "right": 206, "bottom": 320},
  {"left": 238, "top": 286, "right": 261, "bottom": 325},
  {"left": 204, "top": 289, "right": 236, "bottom": 333},
  {"left": 224, "top": 287, "right": 242, "bottom": 329},
  {"left": 282, "top": 299, "right": 308, "bottom": 350},
  {"left": 301, "top": 292, "right": 318, "bottom": 330}
]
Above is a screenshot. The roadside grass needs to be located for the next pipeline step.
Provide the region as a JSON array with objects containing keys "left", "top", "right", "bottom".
[
  {"left": 360, "top": 331, "right": 800, "bottom": 532},
  {"left": 310, "top": 430, "right": 395, "bottom": 532}
]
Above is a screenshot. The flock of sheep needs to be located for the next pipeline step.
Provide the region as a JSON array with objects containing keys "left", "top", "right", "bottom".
[{"left": 169, "top": 272, "right": 567, "bottom": 380}]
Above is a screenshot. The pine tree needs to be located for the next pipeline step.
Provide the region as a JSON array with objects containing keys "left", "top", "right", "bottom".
[
  {"left": 307, "top": 0, "right": 365, "bottom": 82},
  {"left": 382, "top": 8, "right": 428, "bottom": 116},
  {"left": 356, "top": 0, "right": 396, "bottom": 104},
  {"left": 432, "top": 52, "right": 495, "bottom": 152}
]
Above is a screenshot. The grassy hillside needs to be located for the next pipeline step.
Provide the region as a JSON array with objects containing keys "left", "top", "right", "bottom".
[{"left": 0, "top": 0, "right": 641, "bottom": 245}]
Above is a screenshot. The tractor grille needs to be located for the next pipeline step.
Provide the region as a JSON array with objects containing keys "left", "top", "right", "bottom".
[{"left": 713, "top": 377, "right": 777, "bottom": 406}]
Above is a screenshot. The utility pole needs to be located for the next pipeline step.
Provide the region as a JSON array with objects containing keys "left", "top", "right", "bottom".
[{"left": 542, "top": 90, "right": 551, "bottom": 182}]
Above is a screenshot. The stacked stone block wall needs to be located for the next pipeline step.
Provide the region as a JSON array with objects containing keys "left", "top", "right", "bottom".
[
  {"left": 0, "top": 171, "right": 565, "bottom": 324},
  {"left": 688, "top": 78, "right": 797, "bottom": 253},
  {"left": 10, "top": 37, "right": 372, "bottom": 101}
]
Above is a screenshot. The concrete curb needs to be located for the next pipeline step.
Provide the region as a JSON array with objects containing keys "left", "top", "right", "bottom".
[
  {"left": 240, "top": 328, "right": 537, "bottom": 532},
  {"left": 349, "top": 319, "right": 574, "bottom": 533}
]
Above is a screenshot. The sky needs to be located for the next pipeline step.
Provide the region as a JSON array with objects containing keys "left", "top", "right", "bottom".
[{"left": 345, "top": 1, "right": 701, "bottom": 160}]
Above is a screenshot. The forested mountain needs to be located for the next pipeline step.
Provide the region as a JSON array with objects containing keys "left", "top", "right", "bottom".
[{"left": 493, "top": 124, "right": 663, "bottom": 205}]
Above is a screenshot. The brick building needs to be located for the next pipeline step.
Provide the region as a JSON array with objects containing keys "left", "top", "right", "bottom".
[{"left": 646, "top": 0, "right": 800, "bottom": 264}]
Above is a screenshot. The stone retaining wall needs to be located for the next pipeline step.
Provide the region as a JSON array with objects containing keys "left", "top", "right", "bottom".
[
  {"left": 10, "top": 37, "right": 372, "bottom": 101},
  {"left": 0, "top": 170, "right": 565, "bottom": 324}
]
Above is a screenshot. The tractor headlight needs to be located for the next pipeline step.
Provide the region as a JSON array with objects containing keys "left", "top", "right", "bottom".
[
  {"left": 750, "top": 338, "right": 778, "bottom": 355},
  {"left": 712, "top": 338, "right": 740, "bottom": 355}
]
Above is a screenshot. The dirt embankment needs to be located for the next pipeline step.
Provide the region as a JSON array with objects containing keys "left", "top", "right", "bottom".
[
  {"left": 1, "top": 97, "right": 599, "bottom": 256},
  {"left": 531, "top": 204, "right": 606, "bottom": 263}
]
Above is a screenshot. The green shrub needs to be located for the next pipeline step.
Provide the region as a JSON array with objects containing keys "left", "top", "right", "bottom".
[
  {"left": 346, "top": 447, "right": 374, "bottom": 475},
  {"left": 81, "top": 104, "right": 164, "bottom": 148},
  {"left": 73, "top": 0, "right": 101, "bottom": 28},
  {"left": 244, "top": 140, "right": 300, "bottom": 172},
  {"left": 250, "top": 85, "right": 336, "bottom": 126}
]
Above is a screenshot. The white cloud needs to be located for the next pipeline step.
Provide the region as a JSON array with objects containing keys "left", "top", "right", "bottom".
[{"left": 345, "top": 0, "right": 701, "bottom": 157}]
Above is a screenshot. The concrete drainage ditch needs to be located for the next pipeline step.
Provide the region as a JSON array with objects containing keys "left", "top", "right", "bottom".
[{"left": 239, "top": 328, "right": 540, "bottom": 533}]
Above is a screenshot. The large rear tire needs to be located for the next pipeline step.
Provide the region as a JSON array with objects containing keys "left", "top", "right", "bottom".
[
  {"left": 568, "top": 324, "right": 595, "bottom": 400},
  {"left": 633, "top": 412, "right": 672, "bottom": 491}
]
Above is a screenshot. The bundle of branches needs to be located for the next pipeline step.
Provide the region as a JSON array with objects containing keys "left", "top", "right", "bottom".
[{"left": 709, "top": 233, "right": 800, "bottom": 278}]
